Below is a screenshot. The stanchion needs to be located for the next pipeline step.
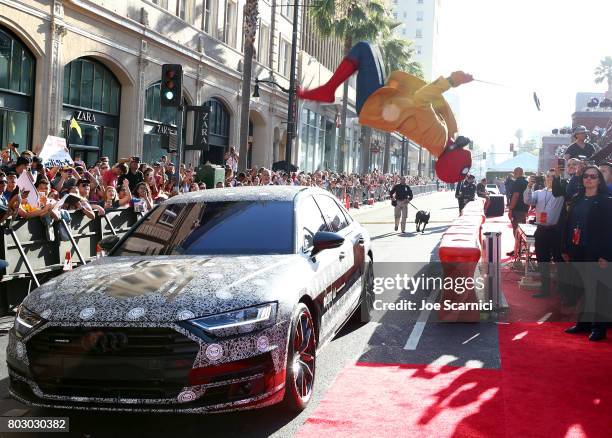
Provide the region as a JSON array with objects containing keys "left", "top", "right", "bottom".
[{"left": 484, "top": 231, "right": 508, "bottom": 311}]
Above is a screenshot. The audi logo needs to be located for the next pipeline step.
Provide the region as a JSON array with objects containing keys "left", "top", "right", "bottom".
[{"left": 80, "top": 331, "right": 129, "bottom": 353}]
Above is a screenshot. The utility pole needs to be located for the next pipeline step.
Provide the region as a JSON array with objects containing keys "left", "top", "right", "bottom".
[{"left": 284, "top": 0, "right": 300, "bottom": 172}]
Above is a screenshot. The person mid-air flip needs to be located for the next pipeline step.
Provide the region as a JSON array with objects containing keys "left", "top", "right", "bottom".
[{"left": 297, "top": 41, "right": 474, "bottom": 183}]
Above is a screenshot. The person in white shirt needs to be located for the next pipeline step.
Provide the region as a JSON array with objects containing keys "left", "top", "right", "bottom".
[
  {"left": 523, "top": 169, "right": 565, "bottom": 298},
  {"left": 224, "top": 146, "right": 239, "bottom": 173}
]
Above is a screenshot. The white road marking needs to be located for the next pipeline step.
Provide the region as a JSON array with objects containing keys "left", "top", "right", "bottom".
[
  {"left": 537, "top": 312, "right": 552, "bottom": 324},
  {"left": 429, "top": 354, "right": 459, "bottom": 367},
  {"left": 403, "top": 289, "right": 440, "bottom": 350},
  {"left": 462, "top": 333, "right": 480, "bottom": 345},
  {"left": 2, "top": 408, "right": 29, "bottom": 416}
]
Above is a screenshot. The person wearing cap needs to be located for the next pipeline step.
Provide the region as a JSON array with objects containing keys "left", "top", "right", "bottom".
[
  {"left": 455, "top": 174, "right": 476, "bottom": 214},
  {"left": 564, "top": 126, "right": 596, "bottom": 160}
]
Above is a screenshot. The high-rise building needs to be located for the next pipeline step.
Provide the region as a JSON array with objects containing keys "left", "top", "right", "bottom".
[{"left": 387, "top": 0, "right": 441, "bottom": 81}]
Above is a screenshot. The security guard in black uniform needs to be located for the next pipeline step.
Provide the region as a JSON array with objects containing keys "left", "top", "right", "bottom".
[
  {"left": 455, "top": 174, "right": 476, "bottom": 214},
  {"left": 390, "top": 176, "right": 413, "bottom": 233}
]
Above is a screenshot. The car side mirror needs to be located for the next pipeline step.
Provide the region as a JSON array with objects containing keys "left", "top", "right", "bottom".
[
  {"left": 98, "top": 235, "right": 120, "bottom": 252},
  {"left": 311, "top": 231, "right": 344, "bottom": 257}
]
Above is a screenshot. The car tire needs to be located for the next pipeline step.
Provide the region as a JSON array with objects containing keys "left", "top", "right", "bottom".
[
  {"left": 283, "top": 303, "right": 316, "bottom": 412},
  {"left": 360, "top": 256, "right": 375, "bottom": 323}
]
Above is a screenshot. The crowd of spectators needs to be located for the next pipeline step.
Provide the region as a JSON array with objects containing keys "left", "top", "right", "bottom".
[
  {"left": 0, "top": 143, "right": 439, "bottom": 224},
  {"left": 497, "top": 151, "right": 612, "bottom": 342}
]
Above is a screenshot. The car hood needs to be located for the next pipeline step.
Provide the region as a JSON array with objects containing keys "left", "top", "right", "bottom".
[{"left": 24, "top": 255, "right": 305, "bottom": 323}]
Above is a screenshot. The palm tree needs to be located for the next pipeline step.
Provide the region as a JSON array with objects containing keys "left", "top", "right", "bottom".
[
  {"left": 238, "top": 0, "right": 259, "bottom": 171},
  {"left": 595, "top": 56, "right": 612, "bottom": 98},
  {"left": 310, "top": 0, "right": 394, "bottom": 173},
  {"left": 379, "top": 35, "right": 422, "bottom": 173}
]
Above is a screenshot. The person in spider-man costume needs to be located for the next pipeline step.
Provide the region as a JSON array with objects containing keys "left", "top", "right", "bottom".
[{"left": 297, "top": 41, "right": 474, "bottom": 183}]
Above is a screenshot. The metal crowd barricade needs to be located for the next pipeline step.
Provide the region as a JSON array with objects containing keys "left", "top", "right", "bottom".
[{"left": 0, "top": 207, "right": 139, "bottom": 311}]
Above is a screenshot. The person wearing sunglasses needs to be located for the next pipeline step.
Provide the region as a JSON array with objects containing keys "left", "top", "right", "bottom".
[{"left": 562, "top": 166, "right": 612, "bottom": 341}]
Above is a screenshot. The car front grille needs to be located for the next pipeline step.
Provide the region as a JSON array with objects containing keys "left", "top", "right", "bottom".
[{"left": 26, "top": 327, "right": 200, "bottom": 400}]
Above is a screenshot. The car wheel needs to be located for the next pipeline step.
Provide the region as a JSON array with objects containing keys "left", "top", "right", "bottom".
[
  {"left": 360, "top": 257, "right": 375, "bottom": 323},
  {"left": 283, "top": 303, "right": 316, "bottom": 411}
]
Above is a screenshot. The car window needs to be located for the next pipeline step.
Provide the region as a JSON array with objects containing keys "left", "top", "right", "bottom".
[
  {"left": 314, "top": 195, "right": 349, "bottom": 233},
  {"left": 335, "top": 199, "right": 353, "bottom": 224},
  {"left": 112, "top": 201, "right": 294, "bottom": 256},
  {"left": 299, "top": 196, "right": 328, "bottom": 251}
]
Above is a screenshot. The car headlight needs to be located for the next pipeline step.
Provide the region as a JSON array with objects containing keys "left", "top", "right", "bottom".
[
  {"left": 189, "top": 303, "right": 278, "bottom": 337},
  {"left": 14, "top": 306, "right": 44, "bottom": 338}
]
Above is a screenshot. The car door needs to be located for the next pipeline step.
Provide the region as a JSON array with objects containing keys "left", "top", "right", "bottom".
[
  {"left": 313, "top": 195, "right": 361, "bottom": 336},
  {"left": 297, "top": 195, "right": 345, "bottom": 345}
]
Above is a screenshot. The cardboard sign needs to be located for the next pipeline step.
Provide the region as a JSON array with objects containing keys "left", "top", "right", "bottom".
[
  {"left": 39, "top": 136, "right": 74, "bottom": 168},
  {"left": 16, "top": 171, "right": 40, "bottom": 208}
]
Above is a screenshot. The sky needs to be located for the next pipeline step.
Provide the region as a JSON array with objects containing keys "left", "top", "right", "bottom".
[{"left": 434, "top": 0, "right": 612, "bottom": 161}]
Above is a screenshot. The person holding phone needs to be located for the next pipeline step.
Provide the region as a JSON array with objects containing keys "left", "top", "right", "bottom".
[{"left": 524, "top": 170, "right": 565, "bottom": 298}]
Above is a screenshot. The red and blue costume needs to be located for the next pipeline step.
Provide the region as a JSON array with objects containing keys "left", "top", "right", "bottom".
[{"left": 298, "top": 41, "right": 472, "bottom": 183}]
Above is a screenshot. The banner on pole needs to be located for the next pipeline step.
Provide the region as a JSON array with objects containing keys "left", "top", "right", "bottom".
[{"left": 193, "top": 102, "right": 211, "bottom": 151}]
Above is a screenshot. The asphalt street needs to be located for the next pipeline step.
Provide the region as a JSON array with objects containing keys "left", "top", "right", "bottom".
[{"left": 0, "top": 190, "right": 501, "bottom": 438}]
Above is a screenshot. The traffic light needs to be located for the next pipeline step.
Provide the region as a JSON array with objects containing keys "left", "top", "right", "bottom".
[
  {"left": 510, "top": 143, "right": 514, "bottom": 152},
  {"left": 468, "top": 140, "right": 474, "bottom": 150},
  {"left": 482, "top": 152, "right": 486, "bottom": 159},
  {"left": 161, "top": 64, "right": 182, "bottom": 107}
]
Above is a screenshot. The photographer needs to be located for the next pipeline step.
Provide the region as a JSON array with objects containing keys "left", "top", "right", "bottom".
[{"left": 524, "top": 170, "right": 565, "bottom": 298}]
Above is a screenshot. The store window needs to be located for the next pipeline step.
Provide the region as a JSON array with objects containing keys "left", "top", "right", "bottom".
[
  {"left": 257, "top": 22, "right": 270, "bottom": 67},
  {"left": 0, "top": 27, "right": 35, "bottom": 153},
  {"left": 279, "top": 38, "right": 292, "bottom": 77},
  {"left": 299, "top": 108, "right": 335, "bottom": 172},
  {"left": 200, "top": 97, "right": 230, "bottom": 165},
  {"left": 143, "top": 82, "right": 187, "bottom": 164},
  {"left": 62, "top": 57, "right": 121, "bottom": 165}
]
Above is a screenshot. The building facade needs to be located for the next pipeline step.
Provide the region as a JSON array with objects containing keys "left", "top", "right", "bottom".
[
  {"left": 1, "top": 0, "right": 430, "bottom": 177},
  {"left": 0, "top": 0, "right": 300, "bottom": 169},
  {"left": 388, "top": 0, "right": 441, "bottom": 81}
]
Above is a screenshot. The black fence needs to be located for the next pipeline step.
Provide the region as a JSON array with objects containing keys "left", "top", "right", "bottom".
[{"left": 0, "top": 208, "right": 139, "bottom": 313}]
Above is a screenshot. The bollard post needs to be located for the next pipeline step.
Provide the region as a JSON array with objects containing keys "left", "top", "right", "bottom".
[{"left": 484, "top": 231, "right": 508, "bottom": 311}]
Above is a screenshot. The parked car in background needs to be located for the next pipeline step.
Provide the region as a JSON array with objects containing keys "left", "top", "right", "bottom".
[{"left": 486, "top": 184, "right": 501, "bottom": 195}]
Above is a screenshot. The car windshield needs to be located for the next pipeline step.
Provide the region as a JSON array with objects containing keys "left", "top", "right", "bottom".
[{"left": 112, "top": 201, "right": 294, "bottom": 256}]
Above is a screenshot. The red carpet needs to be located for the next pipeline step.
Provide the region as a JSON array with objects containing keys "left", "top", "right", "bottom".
[
  {"left": 500, "top": 266, "right": 575, "bottom": 323},
  {"left": 299, "top": 324, "right": 612, "bottom": 438},
  {"left": 298, "top": 362, "right": 502, "bottom": 438},
  {"left": 298, "top": 214, "right": 612, "bottom": 437}
]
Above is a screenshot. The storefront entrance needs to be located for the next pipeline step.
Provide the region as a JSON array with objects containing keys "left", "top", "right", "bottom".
[
  {"left": 62, "top": 57, "right": 120, "bottom": 165},
  {"left": 200, "top": 98, "right": 230, "bottom": 166},
  {"left": 0, "top": 26, "right": 35, "bottom": 152}
]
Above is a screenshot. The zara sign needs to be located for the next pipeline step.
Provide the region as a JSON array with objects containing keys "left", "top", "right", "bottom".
[{"left": 74, "top": 110, "right": 96, "bottom": 124}]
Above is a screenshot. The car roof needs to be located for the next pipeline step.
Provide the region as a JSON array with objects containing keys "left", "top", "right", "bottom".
[{"left": 163, "top": 185, "right": 333, "bottom": 205}]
